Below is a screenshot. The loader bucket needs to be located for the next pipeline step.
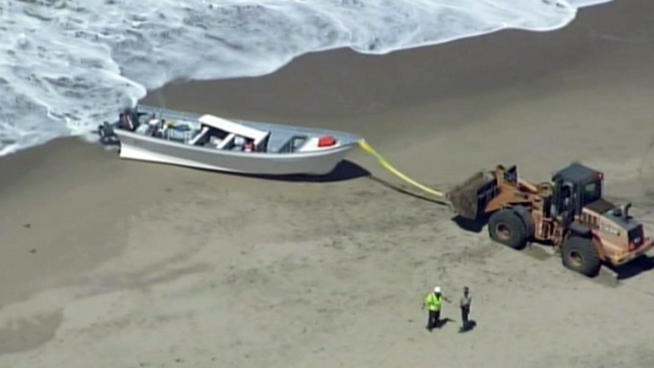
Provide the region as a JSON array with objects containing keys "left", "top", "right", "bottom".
[{"left": 446, "top": 171, "right": 497, "bottom": 219}]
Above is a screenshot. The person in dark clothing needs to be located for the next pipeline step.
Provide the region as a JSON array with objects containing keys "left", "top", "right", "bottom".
[{"left": 460, "top": 286, "right": 472, "bottom": 330}]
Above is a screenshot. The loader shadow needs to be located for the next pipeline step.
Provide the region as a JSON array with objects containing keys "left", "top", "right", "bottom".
[
  {"left": 607, "top": 255, "right": 654, "bottom": 280},
  {"left": 451, "top": 215, "right": 488, "bottom": 233}
]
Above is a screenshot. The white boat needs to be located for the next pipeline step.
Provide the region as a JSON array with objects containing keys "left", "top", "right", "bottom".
[{"left": 98, "top": 105, "right": 360, "bottom": 175}]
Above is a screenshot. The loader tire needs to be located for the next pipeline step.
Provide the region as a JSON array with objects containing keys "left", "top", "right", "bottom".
[
  {"left": 513, "top": 205, "right": 534, "bottom": 240},
  {"left": 488, "top": 209, "right": 528, "bottom": 250},
  {"left": 561, "top": 236, "right": 600, "bottom": 277}
]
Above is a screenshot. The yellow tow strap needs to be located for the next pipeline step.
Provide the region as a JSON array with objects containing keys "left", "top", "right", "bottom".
[{"left": 357, "top": 139, "right": 445, "bottom": 198}]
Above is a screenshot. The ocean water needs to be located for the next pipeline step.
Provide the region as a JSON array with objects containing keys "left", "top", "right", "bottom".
[{"left": 0, "top": 0, "right": 610, "bottom": 156}]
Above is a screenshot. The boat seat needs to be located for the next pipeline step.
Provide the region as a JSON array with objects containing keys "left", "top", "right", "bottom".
[
  {"left": 266, "top": 132, "right": 296, "bottom": 153},
  {"left": 135, "top": 124, "right": 150, "bottom": 135},
  {"left": 270, "top": 133, "right": 308, "bottom": 153},
  {"left": 166, "top": 128, "right": 193, "bottom": 142},
  {"left": 189, "top": 126, "right": 210, "bottom": 145},
  {"left": 199, "top": 114, "right": 268, "bottom": 149},
  {"left": 208, "top": 136, "right": 223, "bottom": 148}
]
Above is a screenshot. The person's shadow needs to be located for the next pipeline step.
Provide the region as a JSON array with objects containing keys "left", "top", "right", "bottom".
[
  {"left": 435, "top": 318, "right": 455, "bottom": 328},
  {"left": 459, "top": 320, "right": 478, "bottom": 333}
]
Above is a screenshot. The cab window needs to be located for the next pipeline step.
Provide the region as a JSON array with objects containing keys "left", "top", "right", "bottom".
[{"left": 581, "top": 181, "right": 601, "bottom": 205}]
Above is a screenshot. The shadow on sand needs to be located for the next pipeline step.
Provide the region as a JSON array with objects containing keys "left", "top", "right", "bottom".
[
  {"left": 447, "top": 218, "right": 654, "bottom": 281},
  {"left": 435, "top": 317, "right": 455, "bottom": 329},
  {"left": 459, "top": 320, "right": 477, "bottom": 333},
  {"left": 607, "top": 255, "right": 654, "bottom": 280},
  {"left": 450, "top": 215, "right": 488, "bottom": 233}
]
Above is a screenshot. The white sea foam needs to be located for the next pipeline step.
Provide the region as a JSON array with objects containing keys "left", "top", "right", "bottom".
[
  {"left": 0, "top": 0, "right": 611, "bottom": 156},
  {"left": 568, "top": 0, "right": 613, "bottom": 7}
]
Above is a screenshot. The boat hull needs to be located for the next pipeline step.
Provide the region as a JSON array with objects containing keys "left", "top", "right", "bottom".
[{"left": 115, "top": 130, "right": 356, "bottom": 175}]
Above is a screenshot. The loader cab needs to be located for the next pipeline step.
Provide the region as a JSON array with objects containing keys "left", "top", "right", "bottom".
[{"left": 550, "top": 163, "right": 603, "bottom": 222}]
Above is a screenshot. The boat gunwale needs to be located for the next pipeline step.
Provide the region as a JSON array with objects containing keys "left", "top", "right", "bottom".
[
  {"left": 130, "top": 104, "right": 361, "bottom": 148},
  {"left": 114, "top": 128, "right": 357, "bottom": 159}
]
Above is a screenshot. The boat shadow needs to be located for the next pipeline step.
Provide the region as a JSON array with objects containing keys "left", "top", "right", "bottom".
[{"left": 231, "top": 160, "right": 371, "bottom": 183}]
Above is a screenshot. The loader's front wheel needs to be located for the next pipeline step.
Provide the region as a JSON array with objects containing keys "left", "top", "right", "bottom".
[
  {"left": 488, "top": 209, "right": 528, "bottom": 250},
  {"left": 561, "top": 236, "right": 600, "bottom": 277}
]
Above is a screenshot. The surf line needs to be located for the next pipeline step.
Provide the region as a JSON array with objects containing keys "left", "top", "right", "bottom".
[{"left": 357, "top": 139, "right": 445, "bottom": 198}]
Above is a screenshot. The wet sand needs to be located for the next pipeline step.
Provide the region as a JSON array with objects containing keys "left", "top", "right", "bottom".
[{"left": 2, "top": 0, "right": 654, "bottom": 366}]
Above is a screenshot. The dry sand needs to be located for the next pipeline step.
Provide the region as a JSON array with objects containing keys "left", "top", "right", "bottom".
[{"left": 2, "top": 0, "right": 654, "bottom": 367}]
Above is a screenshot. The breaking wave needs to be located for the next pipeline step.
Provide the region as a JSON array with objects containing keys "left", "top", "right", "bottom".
[{"left": 0, "top": 0, "right": 609, "bottom": 156}]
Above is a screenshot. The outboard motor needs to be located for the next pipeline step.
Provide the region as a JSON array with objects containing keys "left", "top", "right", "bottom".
[
  {"left": 98, "top": 121, "right": 118, "bottom": 145},
  {"left": 119, "top": 107, "right": 140, "bottom": 131}
]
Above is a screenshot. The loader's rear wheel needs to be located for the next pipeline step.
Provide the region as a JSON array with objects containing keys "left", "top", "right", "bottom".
[
  {"left": 488, "top": 209, "right": 528, "bottom": 250},
  {"left": 561, "top": 236, "right": 600, "bottom": 277}
]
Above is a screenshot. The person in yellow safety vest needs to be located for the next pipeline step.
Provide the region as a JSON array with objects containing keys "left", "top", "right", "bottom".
[{"left": 422, "top": 286, "right": 451, "bottom": 331}]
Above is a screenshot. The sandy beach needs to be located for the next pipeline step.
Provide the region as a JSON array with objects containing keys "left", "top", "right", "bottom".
[{"left": 2, "top": 0, "right": 654, "bottom": 367}]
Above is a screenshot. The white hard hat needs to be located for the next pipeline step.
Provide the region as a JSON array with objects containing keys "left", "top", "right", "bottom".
[{"left": 434, "top": 286, "right": 441, "bottom": 293}]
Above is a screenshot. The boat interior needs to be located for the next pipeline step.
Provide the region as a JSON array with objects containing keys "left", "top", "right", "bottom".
[{"left": 118, "top": 108, "right": 339, "bottom": 154}]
